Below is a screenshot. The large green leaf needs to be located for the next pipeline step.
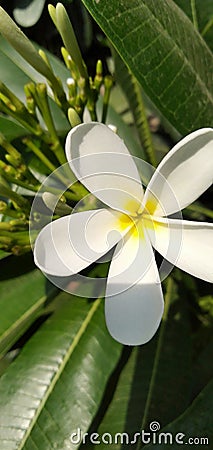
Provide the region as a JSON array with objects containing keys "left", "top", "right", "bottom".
[
  {"left": 0, "top": 268, "right": 56, "bottom": 357},
  {"left": 81, "top": 0, "right": 213, "bottom": 134},
  {"left": 0, "top": 294, "right": 122, "bottom": 450}
]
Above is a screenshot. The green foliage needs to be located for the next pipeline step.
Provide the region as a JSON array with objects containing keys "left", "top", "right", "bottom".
[
  {"left": 0, "top": 1, "right": 212, "bottom": 448},
  {"left": 81, "top": 0, "right": 213, "bottom": 134},
  {"left": 0, "top": 294, "right": 122, "bottom": 449}
]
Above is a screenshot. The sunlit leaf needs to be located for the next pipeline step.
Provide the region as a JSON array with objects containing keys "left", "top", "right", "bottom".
[
  {"left": 81, "top": 0, "right": 213, "bottom": 134},
  {"left": 0, "top": 294, "right": 122, "bottom": 450}
]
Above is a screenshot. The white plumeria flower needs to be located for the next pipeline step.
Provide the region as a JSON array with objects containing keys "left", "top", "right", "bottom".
[{"left": 34, "top": 123, "right": 213, "bottom": 345}]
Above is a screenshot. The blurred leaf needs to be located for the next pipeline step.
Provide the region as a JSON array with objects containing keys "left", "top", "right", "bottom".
[
  {"left": 145, "top": 378, "right": 213, "bottom": 449},
  {"left": 0, "top": 294, "right": 122, "bottom": 450},
  {"left": 0, "top": 115, "right": 29, "bottom": 140},
  {"left": 0, "top": 249, "right": 10, "bottom": 260},
  {"left": 0, "top": 269, "right": 56, "bottom": 357},
  {"left": 198, "top": 295, "right": 213, "bottom": 318},
  {"left": 191, "top": 335, "right": 213, "bottom": 399},
  {"left": 174, "top": 0, "right": 213, "bottom": 51},
  {"left": 13, "top": 0, "right": 46, "bottom": 27},
  {"left": 91, "top": 278, "right": 192, "bottom": 449},
  {"left": 81, "top": 0, "right": 213, "bottom": 134}
]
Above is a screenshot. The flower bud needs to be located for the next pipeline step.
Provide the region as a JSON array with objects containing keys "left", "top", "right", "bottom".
[{"left": 67, "top": 107, "right": 81, "bottom": 128}]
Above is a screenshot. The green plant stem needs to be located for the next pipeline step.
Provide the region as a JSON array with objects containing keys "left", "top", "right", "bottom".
[
  {"left": 0, "top": 203, "right": 25, "bottom": 219},
  {"left": 0, "top": 183, "right": 30, "bottom": 213},
  {"left": 0, "top": 170, "right": 39, "bottom": 193},
  {"left": 23, "top": 138, "right": 57, "bottom": 173},
  {"left": 0, "top": 99, "right": 42, "bottom": 137},
  {"left": 22, "top": 138, "right": 85, "bottom": 203},
  {"left": 28, "top": 83, "right": 67, "bottom": 166},
  {"left": 186, "top": 203, "right": 213, "bottom": 220},
  {"left": 191, "top": 0, "right": 198, "bottom": 31},
  {"left": 138, "top": 278, "right": 174, "bottom": 444},
  {"left": 132, "top": 77, "right": 156, "bottom": 167},
  {"left": 102, "top": 76, "right": 113, "bottom": 124},
  {"left": 201, "top": 17, "right": 213, "bottom": 37}
]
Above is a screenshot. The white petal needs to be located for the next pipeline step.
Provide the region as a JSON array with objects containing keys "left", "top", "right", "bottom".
[
  {"left": 65, "top": 122, "right": 144, "bottom": 215},
  {"left": 147, "top": 216, "right": 213, "bottom": 282},
  {"left": 144, "top": 128, "right": 213, "bottom": 216},
  {"left": 105, "top": 227, "right": 164, "bottom": 346},
  {"left": 34, "top": 208, "right": 130, "bottom": 277}
]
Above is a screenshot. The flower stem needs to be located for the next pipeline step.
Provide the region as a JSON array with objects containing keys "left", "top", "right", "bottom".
[
  {"left": 201, "top": 17, "right": 213, "bottom": 37},
  {"left": 187, "top": 203, "right": 213, "bottom": 220},
  {"left": 191, "top": 0, "right": 199, "bottom": 31},
  {"left": 0, "top": 182, "right": 30, "bottom": 214},
  {"left": 132, "top": 77, "right": 156, "bottom": 167},
  {"left": 23, "top": 137, "right": 57, "bottom": 173},
  {"left": 102, "top": 75, "right": 113, "bottom": 124}
]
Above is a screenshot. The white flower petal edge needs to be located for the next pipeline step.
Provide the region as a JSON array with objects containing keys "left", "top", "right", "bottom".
[
  {"left": 105, "top": 227, "right": 164, "bottom": 345},
  {"left": 34, "top": 208, "right": 132, "bottom": 277},
  {"left": 147, "top": 217, "right": 213, "bottom": 283},
  {"left": 143, "top": 128, "right": 213, "bottom": 216},
  {"left": 65, "top": 122, "right": 144, "bottom": 215}
]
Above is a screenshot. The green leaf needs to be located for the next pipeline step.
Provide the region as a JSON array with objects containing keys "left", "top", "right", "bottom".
[
  {"left": 0, "top": 268, "right": 56, "bottom": 357},
  {"left": 0, "top": 115, "right": 29, "bottom": 140},
  {"left": 0, "top": 294, "right": 122, "bottom": 449},
  {"left": 145, "top": 378, "right": 213, "bottom": 449},
  {"left": 13, "top": 0, "right": 46, "bottom": 28},
  {"left": 0, "top": 249, "right": 10, "bottom": 260},
  {"left": 94, "top": 278, "right": 192, "bottom": 449},
  {"left": 81, "top": 0, "right": 213, "bottom": 134},
  {"left": 174, "top": 0, "right": 213, "bottom": 51}
]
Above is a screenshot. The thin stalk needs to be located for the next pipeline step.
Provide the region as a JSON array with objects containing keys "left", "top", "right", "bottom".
[
  {"left": 187, "top": 203, "right": 213, "bottom": 220},
  {"left": 191, "top": 0, "right": 198, "bottom": 31},
  {"left": 0, "top": 183, "right": 30, "bottom": 213},
  {"left": 0, "top": 171, "right": 39, "bottom": 193},
  {"left": 32, "top": 83, "right": 67, "bottom": 165},
  {"left": 132, "top": 76, "right": 156, "bottom": 166},
  {"left": 23, "top": 137, "right": 57, "bottom": 173},
  {"left": 201, "top": 17, "right": 213, "bottom": 37},
  {"left": 102, "top": 75, "right": 113, "bottom": 124}
]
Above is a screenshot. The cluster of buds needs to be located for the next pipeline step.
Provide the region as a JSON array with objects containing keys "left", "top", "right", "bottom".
[{"left": 0, "top": 3, "right": 113, "bottom": 255}]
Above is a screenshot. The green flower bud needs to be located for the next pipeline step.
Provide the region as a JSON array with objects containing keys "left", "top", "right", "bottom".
[
  {"left": 67, "top": 107, "right": 81, "bottom": 128},
  {"left": 55, "top": 3, "right": 88, "bottom": 79}
]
